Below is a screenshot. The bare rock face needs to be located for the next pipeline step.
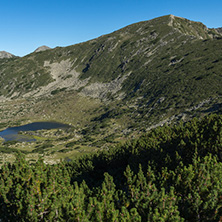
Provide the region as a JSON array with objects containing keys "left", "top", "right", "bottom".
[
  {"left": 216, "top": 28, "right": 222, "bottom": 34},
  {"left": 0, "top": 51, "right": 15, "bottom": 59},
  {"left": 34, "top": 45, "right": 51, "bottom": 53}
]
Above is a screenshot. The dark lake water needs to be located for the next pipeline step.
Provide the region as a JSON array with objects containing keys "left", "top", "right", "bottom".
[{"left": 0, "top": 122, "right": 70, "bottom": 142}]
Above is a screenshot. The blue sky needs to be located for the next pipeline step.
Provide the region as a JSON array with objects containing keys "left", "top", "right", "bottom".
[{"left": 1, "top": 0, "right": 222, "bottom": 57}]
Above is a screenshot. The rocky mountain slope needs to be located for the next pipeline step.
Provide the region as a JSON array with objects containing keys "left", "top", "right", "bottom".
[
  {"left": 0, "top": 51, "right": 15, "bottom": 59},
  {"left": 0, "top": 15, "right": 221, "bottom": 100},
  {"left": 34, "top": 45, "right": 51, "bottom": 53},
  {"left": 0, "top": 15, "right": 221, "bottom": 162}
]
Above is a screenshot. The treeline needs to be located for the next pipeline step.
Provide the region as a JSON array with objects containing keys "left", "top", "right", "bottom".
[{"left": 0, "top": 114, "right": 221, "bottom": 221}]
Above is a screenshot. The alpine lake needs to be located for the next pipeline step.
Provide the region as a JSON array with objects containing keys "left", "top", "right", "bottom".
[
  {"left": 0, "top": 121, "right": 100, "bottom": 165},
  {"left": 0, "top": 122, "right": 70, "bottom": 142}
]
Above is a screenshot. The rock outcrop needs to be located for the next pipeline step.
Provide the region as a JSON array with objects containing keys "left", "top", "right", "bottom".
[
  {"left": 216, "top": 27, "right": 222, "bottom": 33},
  {"left": 0, "top": 51, "right": 15, "bottom": 59},
  {"left": 34, "top": 45, "right": 51, "bottom": 53}
]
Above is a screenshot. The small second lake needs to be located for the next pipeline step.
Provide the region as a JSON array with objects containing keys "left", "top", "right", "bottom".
[{"left": 0, "top": 122, "right": 70, "bottom": 142}]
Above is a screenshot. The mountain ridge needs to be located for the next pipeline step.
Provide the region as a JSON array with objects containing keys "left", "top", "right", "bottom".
[
  {"left": 0, "top": 15, "right": 221, "bottom": 113},
  {"left": 0, "top": 15, "right": 221, "bottom": 107}
]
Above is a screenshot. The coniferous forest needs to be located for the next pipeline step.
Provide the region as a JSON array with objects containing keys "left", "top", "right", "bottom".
[{"left": 0, "top": 114, "right": 221, "bottom": 221}]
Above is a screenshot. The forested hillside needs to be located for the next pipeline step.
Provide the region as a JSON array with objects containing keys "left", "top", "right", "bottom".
[{"left": 0, "top": 114, "right": 221, "bottom": 221}]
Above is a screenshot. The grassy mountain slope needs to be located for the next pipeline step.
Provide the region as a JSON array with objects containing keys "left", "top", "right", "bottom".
[
  {"left": 1, "top": 15, "right": 221, "bottom": 99},
  {"left": 0, "top": 15, "right": 222, "bottom": 162}
]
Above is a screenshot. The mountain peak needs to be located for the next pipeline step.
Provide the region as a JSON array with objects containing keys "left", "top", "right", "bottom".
[
  {"left": 0, "top": 51, "right": 15, "bottom": 59},
  {"left": 34, "top": 45, "right": 51, "bottom": 53},
  {"left": 165, "top": 15, "right": 217, "bottom": 39},
  {"left": 168, "top": 14, "right": 183, "bottom": 19}
]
